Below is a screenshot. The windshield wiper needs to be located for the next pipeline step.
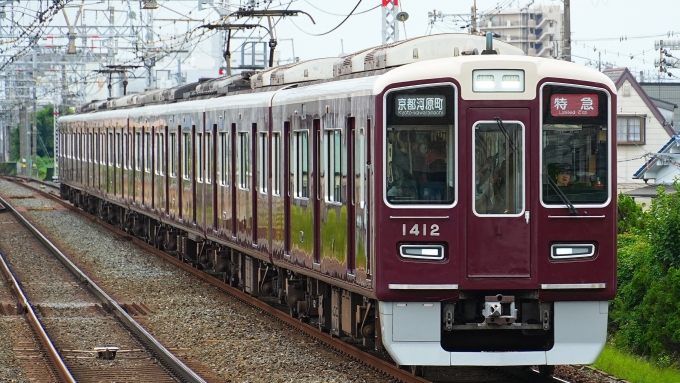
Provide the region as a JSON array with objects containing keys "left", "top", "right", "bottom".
[
  {"left": 494, "top": 117, "right": 518, "bottom": 153},
  {"left": 543, "top": 173, "right": 578, "bottom": 215}
]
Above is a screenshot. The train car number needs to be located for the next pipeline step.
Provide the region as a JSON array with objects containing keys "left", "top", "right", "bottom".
[{"left": 402, "top": 223, "right": 440, "bottom": 236}]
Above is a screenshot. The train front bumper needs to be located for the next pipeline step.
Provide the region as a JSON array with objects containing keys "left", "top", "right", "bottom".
[{"left": 379, "top": 300, "right": 608, "bottom": 366}]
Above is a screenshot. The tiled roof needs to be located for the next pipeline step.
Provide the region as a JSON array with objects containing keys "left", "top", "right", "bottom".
[{"left": 602, "top": 68, "right": 625, "bottom": 84}]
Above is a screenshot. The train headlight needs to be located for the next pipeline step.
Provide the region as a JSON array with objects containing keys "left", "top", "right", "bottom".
[
  {"left": 472, "top": 69, "right": 525, "bottom": 92},
  {"left": 550, "top": 243, "right": 595, "bottom": 259},
  {"left": 399, "top": 244, "right": 445, "bottom": 260}
]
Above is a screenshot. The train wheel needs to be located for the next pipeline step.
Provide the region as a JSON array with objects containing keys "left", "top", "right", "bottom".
[{"left": 538, "top": 365, "right": 554, "bottom": 376}]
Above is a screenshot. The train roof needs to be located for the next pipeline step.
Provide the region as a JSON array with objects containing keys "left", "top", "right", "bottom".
[
  {"left": 70, "top": 33, "right": 524, "bottom": 115},
  {"left": 372, "top": 54, "right": 617, "bottom": 100}
]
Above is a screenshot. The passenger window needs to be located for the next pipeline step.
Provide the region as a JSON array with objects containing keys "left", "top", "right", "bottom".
[
  {"left": 206, "top": 132, "right": 213, "bottom": 184},
  {"left": 259, "top": 132, "right": 268, "bottom": 194},
  {"left": 219, "top": 131, "right": 228, "bottom": 186},
  {"left": 294, "top": 131, "right": 309, "bottom": 198},
  {"left": 326, "top": 129, "right": 342, "bottom": 203},
  {"left": 182, "top": 132, "right": 191, "bottom": 180},
  {"left": 169, "top": 131, "right": 177, "bottom": 177},
  {"left": 239, "top": 132, "right": 250, "bottom": 189},
  {"left": 197, "top": 132, "right": 203, "bottom": 182},
  {"left": 272, "top": 132, "right": 281, "bottom": 195}
]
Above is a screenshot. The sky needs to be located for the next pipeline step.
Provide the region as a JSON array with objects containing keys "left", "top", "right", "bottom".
[
  {"left": 221, "top": 0, "right": 675, "bottom": 82},
  {"left": 5, "top": 0, "right": 680, "bottom": 101}
]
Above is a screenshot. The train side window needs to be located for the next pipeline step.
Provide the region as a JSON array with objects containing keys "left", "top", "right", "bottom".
[
  {"left": 326, "top": 129, "right": 342, "bottom": 203},
  {"left": 169, "top": 132, "right": 177, "bottom": 178},
  {"left": 258, "top": 132, "right": 268, "bottom": 194},
  {"left": 196, "top": 132, "right": 203, "bottom": 183},
  {"left": 294, "top": 130, "right": 309, "bottom": 198},
  {"left": 219, "top": 131, "right": 228, "bottom": 186},
  {"left": 206, "top": 131, "right": 213, "bottom": 184},
  {"left": 182, "top": 132, "right": 191, "bottom": 180},
  {"left": 272, "top": 132, "right": 281, "bottom": 196},
  {"left": 145, "top": 131, "right": 151, "bottom": 173},
  {"left": 359, "top": 127, "right": 366, "bottom": 208},
  {"left": 239, "top": 132, "right": 250, "bottom": 190},
  {"left": 100, "top": 133, "right": 105, "bottom": 165}
]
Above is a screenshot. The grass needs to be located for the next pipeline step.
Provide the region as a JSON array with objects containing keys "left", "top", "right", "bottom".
[{"left": 592, "top": 345, "right": 680, "bottom": 383}]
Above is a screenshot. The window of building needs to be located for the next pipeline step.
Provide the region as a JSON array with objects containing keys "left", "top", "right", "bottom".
[
  {"left": 617, "top": 116, "right": 645, "bottom": 144},
  {"left": 294, "top": 130, "right": 309, "bottom": 198},
  {"left": 326, "top": 130, "right": 342, "bottom": 203}
]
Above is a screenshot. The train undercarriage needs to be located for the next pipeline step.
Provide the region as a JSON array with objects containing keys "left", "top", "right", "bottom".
[{"left": 64, "top": 186, "right": 380, "bottom": 351}]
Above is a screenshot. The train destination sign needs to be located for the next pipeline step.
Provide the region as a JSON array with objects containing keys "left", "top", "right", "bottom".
[
  {"left": 395, "top": 95, "right": 446, "bottom": 117},
  {"left": 550, "top": 94, "right": 599, "bottom": 117}
]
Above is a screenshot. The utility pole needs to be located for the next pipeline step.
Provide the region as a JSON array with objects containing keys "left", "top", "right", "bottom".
[
  {"left": 471, "top": 0, "right": 477, "bottom": 35},
  {"left": 563, "top": 0, "right": 571, "bottom": 61},
  {"left": 381, "top": 0, "right": 399, "bottom": 44}
]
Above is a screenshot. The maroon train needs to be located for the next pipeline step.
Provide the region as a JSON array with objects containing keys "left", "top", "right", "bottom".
[{"left": 58, "top": 33, "right": 617, "bottom": 373}]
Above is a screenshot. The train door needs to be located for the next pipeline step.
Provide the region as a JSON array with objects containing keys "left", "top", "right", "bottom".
[
  {"left": 467, "top": 108, "right": 531, "bottom": 278},
  {"left": 312, "top": 118, "right": 321, "bottom": 266}
]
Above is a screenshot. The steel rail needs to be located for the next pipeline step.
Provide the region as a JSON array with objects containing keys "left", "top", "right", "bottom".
[
  {"left": 0, "top": 250, "right": 76, "bottom": 383},
  {"left": 0, "top": 194, "right": 206, "bottom": 383}
]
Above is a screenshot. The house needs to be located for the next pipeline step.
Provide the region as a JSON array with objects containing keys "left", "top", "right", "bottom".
[{"left": 602, "top": 68, "right": 676, "bottom": 193}]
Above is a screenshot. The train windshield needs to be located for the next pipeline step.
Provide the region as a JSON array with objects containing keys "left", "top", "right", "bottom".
[
  {"left": 385, "top": 85, "right": 456, "bottom": 205},
  {"left": 541, "top": 85, "right": 610, "bottom": 206}
]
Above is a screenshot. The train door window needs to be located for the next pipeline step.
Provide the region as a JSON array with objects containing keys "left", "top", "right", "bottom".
[
  {"left": 145, "top": 131, "right": 151, "bottom": 173},
  {"left": 100, "top": 133, "right": 105, "bottom": 165},
  {"left": 169, "top": 132, "right": 177, "bottom": 178},
  {"left": 182, "top": 132, "right": 191, "bottom": 180},
  {"left": 258, "top": 132, "right": 268, "bottom": 194},
  {"left": 108, "top": 133, "right": 113, "bottom": 166},
  {"left": 154, "top": 132, "right": 160, "bottom": 175},
  {"left": 206, "top": 132, "right": 213, "bottom": 184},
  {"left": 326, "top": 129, "right": 342, "bottom": 203},
  {"left": 294, "top": 130, "right": 309, "bottom": 198},
  {"left": 135, "top": 131, "right": 141, "bottom": 171},
  {"left": 359, "top": 126, "right": 366, "bottom": 208},
  {"left": 116, "top": 133, "right": 121, "bottom": 167},
  {"left": 385, "top": 85, "right": 456, "bottom": 205},
  {"left": 473, "top": 121, "right": 525, "bottom": 216},
  {"left": 123, "top": 134, "right": 128, "bottom": 169},
  {"left": 239, "top": 132, "right": 250, "bottom": 190},
  {"left": 197, "top": 132, "right": 203, "bottom": 183},
  {"left": 541, "top": 85, "right": 610, "bottom": 205},
  {"left": 272, "top": 132, "right": 281, "bottom": 195},
  {"left": 219, "top": 131, "right": 228, "bottom": 186}
]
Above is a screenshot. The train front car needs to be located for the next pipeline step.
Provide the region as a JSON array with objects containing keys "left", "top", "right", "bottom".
[{"left": 374, "top": 54, "right": 616, "bottom": 368}]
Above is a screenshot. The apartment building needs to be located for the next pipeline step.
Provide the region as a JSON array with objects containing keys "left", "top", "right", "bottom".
[{"left": 478, "top": 4, "right": 562, "bottom": 58}]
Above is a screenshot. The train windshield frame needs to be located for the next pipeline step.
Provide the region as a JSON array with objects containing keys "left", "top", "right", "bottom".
[
  {"left": 540, "top": 83, "right": 611, "bottom": 207},
  {"left": 384, "top": 84, "right": 457, "bottom": 207}
]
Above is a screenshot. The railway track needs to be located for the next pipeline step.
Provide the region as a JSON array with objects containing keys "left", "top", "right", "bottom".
[
  {"left": 0, "top": 186, "right": 204, "bottom": 382},
  {"left": 0, "top": 177, "right": 602, "bottom": 383}
]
